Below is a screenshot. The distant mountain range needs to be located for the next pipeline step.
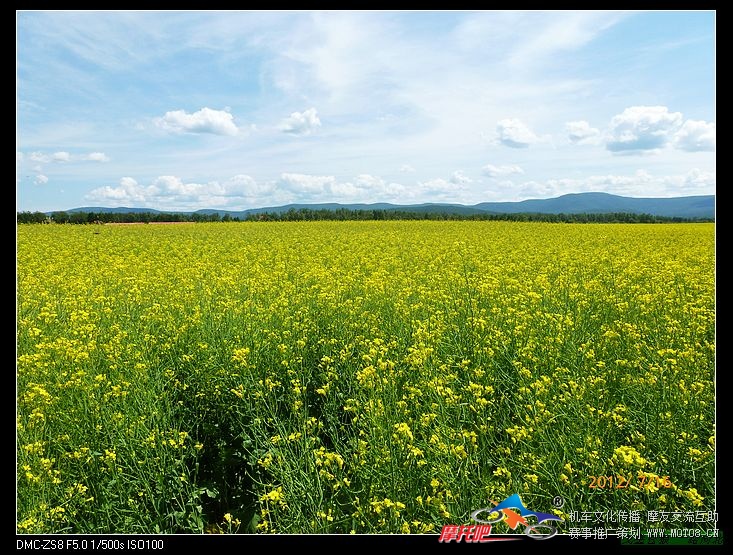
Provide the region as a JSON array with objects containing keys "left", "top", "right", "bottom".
[{"left": 62, "top": 192, "right": 715, "bottom": 220}]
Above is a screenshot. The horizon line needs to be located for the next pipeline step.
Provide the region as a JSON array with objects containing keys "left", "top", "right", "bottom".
[{"left": 20, "top": 191, "right": 716, "bottom": 214}]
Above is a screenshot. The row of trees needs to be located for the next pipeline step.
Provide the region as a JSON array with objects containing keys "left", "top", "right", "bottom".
[
  {"left": 16, "top": 211, "right": 222, "bottom": 224},
  {"left": 251, "top": 208, "right": 707, "bottom": 223},
  {"left": 17, "top": 208, "right": 710, "bottom": 224}
]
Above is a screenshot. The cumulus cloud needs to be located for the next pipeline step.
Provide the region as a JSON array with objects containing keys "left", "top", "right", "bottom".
[
  {"left": 541, "top": 168, "right": 715, "bottom": 197},
  {"left": 89, "top": 177, "right": 150, "bottom": 203},
  {"left": 277, "top": 172, "right": 405, "bottom": 201},
  {"left": 119, "top": 177, "right": 138, "bottom": 189},
  {"left": 416, "top": 177, "right": 471, "bottom": 202},
  {"left": 87, "top": 175, "right": 266, "bottom": 208},
  {"left": 450, "top": 170, "right": 472, "bottom": 184},
  {"left": 23, "top": 150, "right": 111, "bottom": 187},
  {"left": 152, "top": 175, "right": 197, "bottom": 196},
  {"left": 679, "top": 168, "right": 716, "bottom": 189},
  {"left": 516, "top": 180, "right": 557, "bottom": 199},
  {"left": 154, "top": 107, "right": 239, "bottom": 136},
  {"left": 419, "top": 178, "right": 452, "bottom": 193},
  {"left": 545, "top": 169, "right": 654, "bottom": 195},
  {"left": 279, "top": 173, "right": 335, "bottom": 194},
  {"left": 496, "top": 118, "right": 538, "bottom": 148},
  {"left": 87, "top": 172, "right": 410, "bottom": 209},
  {"left": 222, "top": 174, "right": 272, "bottom": 197},
  {"left": 279, "top": 108, "right": 321, "bottom": 135},
  {"left": 52, "top": 151, "right": 71, "bottom": 162},
  {"left": 330, "top": 181, "right": 361, "bottom": 197},
  {"left": 84, "top": 152, "right": 110, "bottom": 162},
  {"left": 606, "top": 106, "right": 683, "bottom": 153},
  {"left": 673, "top": 120, "right": 716, "bottom": 152},
  {"left": 487, "top": 168, "right": 714, "bottom": 202},
  {"left": 29, "top": 152, "right": 50, "bottom": 163},
  {"left": 24, "top": 151, "right": 110, "bottom": 163},
  {"left": 353, "top": 174, "right": 405, "bottom": 197},
  {"left": 142, "top": 175, "right": 276, "bottom": 201},
  {"left": 565, "top": 120, "right": 601, "bottom": 145},
  {"left": 482, "top": 164, "right": 524, "bottom": 178}
]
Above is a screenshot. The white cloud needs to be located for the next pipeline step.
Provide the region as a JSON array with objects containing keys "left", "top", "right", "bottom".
[
  {"left": 399, "top": 164, "right": 416, "bottom": 173},
  {"left": 353, "top": 174, "right": 383, "bottom": 188},
  {"left": 606, "top": 106, "right": 683, "bottom": 153},
  {"left": 222, "top": 174, "right": 273, "bottom": 197},
  {"left": 52, "top": 151, "right": 71, "bottom": 162},
  {"left": 34, "top": 174, "right": 48, "bottom": 185},
  {"left": 83, "top": 166, "right": 715, "bottom": 211},
  {"left": 419, "top": 178, "right": 452, "bottom": 193},
  {"left": 88, "top": 176, "right": 198, "bottom": 206},
  {"left": 680, "top": 168, "right": 716, "bottom": 189},
  {"left": 450, "top": 170, "right": 472, "bottom": 184},
  {"left": 330, "top": 181, "right": 361, "bottom": 197},
  {"left": 484, "top": 168, "right": 714, "bottom": 202},
  {"left": 541, "top": 168, "right": 714, "bottom": 198},
  {"left": 482, "top": 164, "right": 524, "bottom": 178},
  {"left": 276, "top": 173, "right": 406, "bottom": 202},
  {"left": 89, "top": 177, "right": 151, "bottom": 203},
  {"left": 90, "top": 176, "right": 210, "bottom": 206},
  {"left": 29, "top": 152, "right": 50, "bottom": 163},
  {"left": 517, "top": 180, "right": 556, "bottom": 199},
  {"left": 84, "top": 152, "right": 110, "bottom": 162},
  {"left": 354, "top": 174, "right": 406, "bottom": 198},
  {"left": 279, "top": 108, "right": 322, "bottom": 135},
  {"left": 416, "top": 177, "right": 471, "bottom": 202},
  {"left": 86, "top": 171, "right": 411, "bottom": 210},
  {"left": 673, "top": 120, "right": 716, "bottom": 152},
  {"left": 508, "top": 12, "right": 625, "bottom": 68},
  {"left": 545, "top": 169, "right": 653, "bottom": 195},
  {"left": 154, "top": 107, "right": 239, "bottom": 136},
  {"left": 271, "top": 13, "right": 387, "bottom": 101},
  {"left": 565, "top": 120, "right": 601, "bottom": 145},
  {"left": 496, "top": 118, "right": 538, "bottom": 148},
  {"left": 279, "top": 172, "right": 335, "bottom": 194},
  {"left": 152, "top": 175, "right": 194, "bottom": 195},
  {"left": 146, "top": 175, "right": 273, "bottom": 201},
  {"left": 119, "top": 176, "right": 139, "bottom": 189},
  {"left": 262, "top": 173, "right": 407, "bottom": 203},
  {"left": 24, "top": 150, "right": 110, "bottom": 163},
  {"left": 275, "top": 172, "right": 411, "bottom": 202}
]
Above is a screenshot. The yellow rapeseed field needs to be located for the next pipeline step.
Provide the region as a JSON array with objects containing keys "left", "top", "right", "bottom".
[{"left": 17, "top": 221, "right": 715, "bottom": 534}]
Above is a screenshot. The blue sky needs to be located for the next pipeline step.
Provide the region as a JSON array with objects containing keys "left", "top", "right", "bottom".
[{"left": 17, "top": 10, "right": 715, "bottom": 212}]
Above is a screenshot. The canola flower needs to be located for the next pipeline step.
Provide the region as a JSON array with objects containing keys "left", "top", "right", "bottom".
[{"left": 17, "top": 221, "right": 714, "bottom": 533}]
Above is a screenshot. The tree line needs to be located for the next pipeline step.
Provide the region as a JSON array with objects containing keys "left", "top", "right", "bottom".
[{"left": 17, "top": 208, "right": 711, "bottom": 224}]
